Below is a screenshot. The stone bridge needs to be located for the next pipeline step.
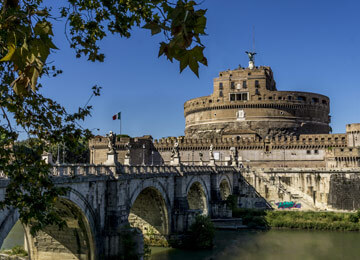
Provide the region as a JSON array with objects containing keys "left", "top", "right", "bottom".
[{"left": 0, "top": 164, "right": 241, "bottom": 259}]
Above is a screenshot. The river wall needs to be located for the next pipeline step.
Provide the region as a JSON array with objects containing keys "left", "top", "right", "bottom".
[{"left": 242, "top": 168, "right": 360, "bottom": 211}]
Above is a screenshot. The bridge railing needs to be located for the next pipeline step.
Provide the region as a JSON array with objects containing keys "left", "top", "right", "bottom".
[
  {"left": 0, "top": 164, "right": 242, "bottom": 180},
  {"left": 51, "top": 164, "right": 116, "bottom": 177}
]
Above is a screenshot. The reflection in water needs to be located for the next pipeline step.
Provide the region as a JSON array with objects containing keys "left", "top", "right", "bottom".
[
  {"left": 151, "top": 230, "right": 359, "bottom": 260},
  {"left": 2, "top": 226, "right": 358, "bottom": 259}
]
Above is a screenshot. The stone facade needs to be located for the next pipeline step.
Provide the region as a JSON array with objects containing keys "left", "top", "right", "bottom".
[
  {"left": 184, "top": 66, "right": 330, "bottom": 139},
  {"left": 0, "top": 164, "right": 239, "bottom": 260}
]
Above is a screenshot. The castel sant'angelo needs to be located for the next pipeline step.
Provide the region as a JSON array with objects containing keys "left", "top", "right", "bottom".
[{"left": 90, "top": 52, "right": 360, "bottom": 170}]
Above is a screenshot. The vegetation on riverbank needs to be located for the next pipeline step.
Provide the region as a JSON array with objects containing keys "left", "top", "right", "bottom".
[
  {"left": 232, "top": 208, "right": 360, "bottom": 231},
  {"left": 170, "top": 215, "right": 215, "bottom": 250},
  {"left": 0, "top": 245, "right": 28, "bottom": 257},
  {"left": 266, "top": 210, "right": 360, "bottom": 231},
  {"left": 226, "top": 195, "right": 360, "bottom": 231}
]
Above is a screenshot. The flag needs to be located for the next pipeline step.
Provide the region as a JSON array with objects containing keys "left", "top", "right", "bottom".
[{"left": 112, "top": 112, "right": 121, "bottom": 120}]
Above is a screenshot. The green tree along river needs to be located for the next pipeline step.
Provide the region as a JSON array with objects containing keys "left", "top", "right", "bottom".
[{"left": 2, "top": 224, "right": 360, "bottom": 260}]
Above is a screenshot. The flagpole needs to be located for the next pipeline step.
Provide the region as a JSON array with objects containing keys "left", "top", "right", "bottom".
[{"left": 119, "top": 112, "right": 122, "bottom": 136}]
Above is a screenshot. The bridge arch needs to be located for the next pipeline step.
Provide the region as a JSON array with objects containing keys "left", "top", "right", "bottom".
[
  {"left": 0, "top": 209, "right": 21, "bottom": 249},
  {"left": 22, "top": 188, "right": 98, "bottom": 260},
  {"left": 128, "top": 184, "right": 170, "bottom": 246},
  {"left": 186, "top": 177, "right": 210, "bottom": 215},
  {"left": 219, "top": 176, "right": 232, "bottom": 200}
]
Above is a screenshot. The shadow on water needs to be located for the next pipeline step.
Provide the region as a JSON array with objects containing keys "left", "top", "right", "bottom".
[{"left": 151, "top": 229, "right": 360, "bottom": 260}]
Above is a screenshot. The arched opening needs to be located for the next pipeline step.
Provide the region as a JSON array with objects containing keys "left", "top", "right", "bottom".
[
  {"left": 128, "top": 187, "right": 169, "bottom": 246},
  {"left": 26, "top": 199, "right": 95, "bottom": 260},
  {"left": 0, "top": 220, "right": 26, "bottom": 253},
  {"left": 187, "top": 182, "right": 208, "bottom": 215},
  {"left": 219, "top": 179, "right": 231, "bottom": 200}
]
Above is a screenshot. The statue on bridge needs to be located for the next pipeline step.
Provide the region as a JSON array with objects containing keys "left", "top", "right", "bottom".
[
  {"left": 230, "top": 147, "right": 238, "bottom": 166},
  {"left": 209, "top": 144, "right": 214, "bottom": 160},
  {"left": 170, "top": 140, "right": 181, "bottom": 166},
  {"left": 125, "top": 142, "right": 131, "bottom": 159},
  {"left": 171, "top": 141, "right": 180, "bottom": 159},
  {"left": 106, "top": 131, "right": 116, "bottom": 153}
]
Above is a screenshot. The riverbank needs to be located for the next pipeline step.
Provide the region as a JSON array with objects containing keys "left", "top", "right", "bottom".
[{"left": 232, "top": 208, "right": 360, "bottom": 231}]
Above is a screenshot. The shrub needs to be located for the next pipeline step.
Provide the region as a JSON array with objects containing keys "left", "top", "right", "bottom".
[
  {"left": 348, "top": 214, "right": 359, "bottom": 223},
  {"left": 225, "top": 195, "right": 238, "bottom": 210},
  {"left": 186, "top": 215, "right": 215, "bottom": 249}
]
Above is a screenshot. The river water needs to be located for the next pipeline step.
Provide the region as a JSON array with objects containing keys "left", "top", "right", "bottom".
[
  {"left": 2, "top": 224, "right": 360, "bottom": 260},
  {"left": 150, "top": 230, "right": 360, "bottom": 260}
]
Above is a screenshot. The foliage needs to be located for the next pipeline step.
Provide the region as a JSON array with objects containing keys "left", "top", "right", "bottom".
[
  {"left": 266, "top": 211, "right": 360, "bottom": 231},
  {"left": 0, "top": 245, "right": 28, "bottom": 256},
  {"left": 225, "top": 194, "right": 238, "bottom": 211},
  {"left": 0, "top": 0, "right": 207, "bottom": 235},
  {"left": 186, "top": 215, "right": 215, "bottom": 249},
  {"left": 61, "top": 0, "right": 208, "bottom": 76},
  {"left": 232, "top": 208, "right": 268, "bottom": 229}
]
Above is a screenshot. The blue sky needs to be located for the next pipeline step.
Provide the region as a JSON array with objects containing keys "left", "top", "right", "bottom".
[{"left": 39, "top": 0, "right": 360, "bottom": 139}]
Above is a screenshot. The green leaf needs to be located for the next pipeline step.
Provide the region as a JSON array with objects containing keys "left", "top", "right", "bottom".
[
  {"left": 158, "top": 42, "right": 167, "bottom": 57},
  {"left": 194, "top": 16, "right": 206, "bottom": 34},
  {"left": 189, "top": 57, "right": 199, "bottom": 77},
  {"left": 0, "top": 44, "right": 16, "bottom": 62},
  {"left": 142, "top": 22, "right": 161, "bottom": 35},
  {"left": 180, "top": 52, "right": 189, "bottom": 73},
  {"left": 34, "top": 21, "right": 54, "bottom": 36},
  {"left": 29, "top": 67, "right": 40, "bottom": 91}
]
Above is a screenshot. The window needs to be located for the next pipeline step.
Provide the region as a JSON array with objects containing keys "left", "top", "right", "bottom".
[
  {"left": 306, "top": 150, "right": 311, "bottom": 154},
  {"left": 255, "top": 89, "right": 260, "bottom": 95},
  {"left": 268, "top": 96, "right": 273, "bottom": 100},
  {"left": 230, "top": 82, "right": 235, "bottom": 89},
  {"left": 278, "top": 96, "right": 282, "bottom": 100},
  {"left": 219, "top": 91, "right": 223, "bottom": 97},
  {"left": 297, "top": 96, "right": 306, "bottom": 101},
  {"left": 312, "top": 97, "right": 319, "bottom": 103},
  {"left": 288, "top": 96, "right": 292, "bottom": 100},
  {"left": 219, "top": 82, "right": 223, "bottom": 90},
  {"left": 242, "top": 80, "right": 247, "bottom": 88},
  {"left": 255, "top": 80, "right": 260, "bottom": 88},
  {"left": 230, "top": 93, "right": 248, "bottom": 101},
  {"left": 242, "top": 93, "right": 248, "bottom": 100},
  {"left": 322, "top": 100, "right": 327, "bottom": 105},
  {"left": 314, "top": 150, "right": 319, "bottom": 154}
]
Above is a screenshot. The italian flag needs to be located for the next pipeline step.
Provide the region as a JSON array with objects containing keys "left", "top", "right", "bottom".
[{"left": 112, "top": 112, "right": 121, "bottom": 120}]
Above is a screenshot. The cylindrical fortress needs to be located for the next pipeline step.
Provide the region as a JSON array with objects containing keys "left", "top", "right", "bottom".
[{"left": 184, "top": 66, "right": 330, "bottom": 139}]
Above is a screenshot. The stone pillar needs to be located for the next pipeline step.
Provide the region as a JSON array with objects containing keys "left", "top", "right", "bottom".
[
  {"left": 104, "top": 150, "right": 118, "bottom": 165},
  {"left": 170, "top": 156, "right": 181, "bottom": 166},
  {"left": 249, "top": 60, "right": 254, "bottom": 69}
]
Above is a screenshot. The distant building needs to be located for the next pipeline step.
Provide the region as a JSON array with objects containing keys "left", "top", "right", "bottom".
[{"left": 90, "top": 54, "right": 359, "bottom": 169}]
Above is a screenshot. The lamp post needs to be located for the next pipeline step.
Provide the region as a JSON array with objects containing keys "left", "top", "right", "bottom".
[
  {"left": 62, "top": 143, "right": 66, "bottom": 164},
  {"left": 142, "top": 144, "right": 146, "bottom": 166},
  {"left": 56, "top": 144, "right": 60, "bottom": 164},
  {"left": 151, "top": 151, "right": 154, "bottom": 166}
]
